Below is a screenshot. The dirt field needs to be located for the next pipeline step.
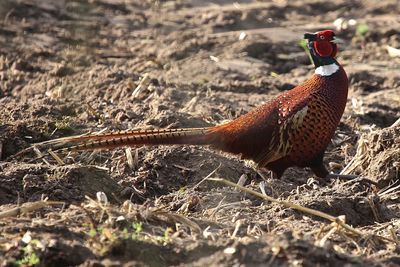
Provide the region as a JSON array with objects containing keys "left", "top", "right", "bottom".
[{"left": 0, "top": 0, "right": 399, "bottom": 266}]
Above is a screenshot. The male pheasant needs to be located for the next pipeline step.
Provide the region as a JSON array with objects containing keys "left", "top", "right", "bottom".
[{"left": 19, "top": 30, "right": 351, "bottom": 180}]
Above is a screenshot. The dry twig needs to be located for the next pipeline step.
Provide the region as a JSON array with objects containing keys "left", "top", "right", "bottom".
[
  {"left": 208, "top": 177, "right": 397, "bottom": 244},
  {"left": 0, "top": 199, "right": 64, "bottom": 219}
]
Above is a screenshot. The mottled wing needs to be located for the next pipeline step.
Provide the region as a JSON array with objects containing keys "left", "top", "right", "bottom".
[{"left": 254, "top": 97, "right": 310, "bottom": 167}]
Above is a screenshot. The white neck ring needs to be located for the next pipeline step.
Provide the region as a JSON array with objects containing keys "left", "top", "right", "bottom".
[{"left": 315, "top": 63, "right": 339, "bottom": 76}]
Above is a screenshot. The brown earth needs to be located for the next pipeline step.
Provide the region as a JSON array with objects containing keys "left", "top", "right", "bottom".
[{"left": 0, "top": 0, "right": 399, "bottom": 266}]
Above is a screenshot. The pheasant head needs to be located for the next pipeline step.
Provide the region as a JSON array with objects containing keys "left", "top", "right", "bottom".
[{"left": 304, "top": 30, "right": 342, "bottom": 76}]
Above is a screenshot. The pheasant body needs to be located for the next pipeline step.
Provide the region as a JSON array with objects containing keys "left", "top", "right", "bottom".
[{"left": 20, "top": 30, "right": 349, "bottom": 179}]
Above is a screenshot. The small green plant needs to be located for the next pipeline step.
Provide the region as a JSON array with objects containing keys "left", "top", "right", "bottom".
[
  {"left": 298, "top": 39, "right": 313, "bottom": 65},
  {"left": 88, "top": 226, "right": 97, "bottom": 238},
  {"left": 353, "top": 23, "right": 369, "bottom": 57},
  {"left": 249, "top": 74, "right": 257, "bottom": 81},
  {"left": 298, "top": 38, "right": 307, "bottom": 50},
  {"left": 153, "top": 227, "right": 172, "bottom": 245},
  {"left": 178, "top": 186, "right": 187, "bottom": 193},
  {"left": 121, "top": 228, "right": 130, "bottom": 239},
  {"left": 16, "top": 240, "right": 41, "bottom": 266},
  {"left": 55, "top": 116, "right": 73, "bottom": 132},
  {"left": 16, "top": 252, "right": 40, "bottom": 266},
  {"left": 356, "top": 24, "right": 369, "bottom": 37},
  {"left": 131, "top": 222, "right": 143, "bottom": 239},
  {"left": 162, "top": 227, "right": 172, "bottom": 244}
]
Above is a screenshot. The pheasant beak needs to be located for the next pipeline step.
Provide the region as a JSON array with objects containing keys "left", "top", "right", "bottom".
[{"left": 330, "top": 37, "right": 344, "bottom": 44}]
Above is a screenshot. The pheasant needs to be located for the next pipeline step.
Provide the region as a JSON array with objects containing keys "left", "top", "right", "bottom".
[{"left": 17, "top": 30, "right": 354, "bottom": 180}]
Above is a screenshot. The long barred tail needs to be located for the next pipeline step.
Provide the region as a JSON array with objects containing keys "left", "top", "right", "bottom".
[{"left": 51, "top": 127, "right": 218, "bottom": 154}]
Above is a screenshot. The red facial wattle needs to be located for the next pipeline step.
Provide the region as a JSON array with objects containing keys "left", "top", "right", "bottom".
[{"left": 314, "top": 41, "right": 334, "bottom": 57}]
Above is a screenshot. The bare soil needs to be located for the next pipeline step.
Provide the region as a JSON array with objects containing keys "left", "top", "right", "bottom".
[{"left": 0, "top": 0, "right": 399, "bottom": 266}]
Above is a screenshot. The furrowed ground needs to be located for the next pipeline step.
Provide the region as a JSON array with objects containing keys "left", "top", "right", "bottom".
[{"left": 0, "top": 0, "right": 399, "bottom": 266}]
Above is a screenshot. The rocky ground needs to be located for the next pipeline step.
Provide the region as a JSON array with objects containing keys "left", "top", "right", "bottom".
[{"left": 0, "top": 0, "right": 399, "bottom": 266}]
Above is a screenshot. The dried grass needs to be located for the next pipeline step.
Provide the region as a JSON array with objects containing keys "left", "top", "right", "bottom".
[{"left": 208, "top": 177, "right": 398, "bottom": 246}]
